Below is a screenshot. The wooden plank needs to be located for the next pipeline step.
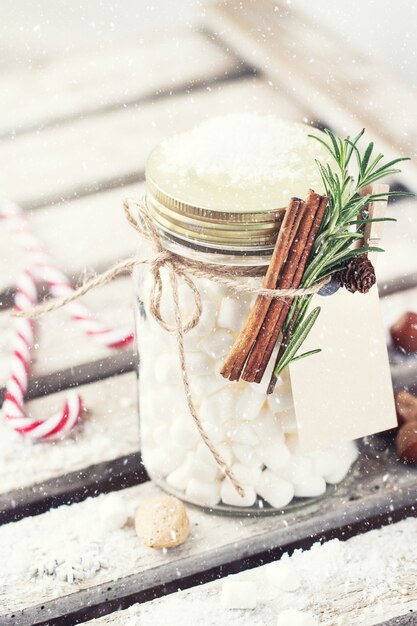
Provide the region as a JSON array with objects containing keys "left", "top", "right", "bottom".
[
  {"left": 0, "top": 77, "right": 304, "bottom": 208},
  {"left": 1, "top": 441, "right": 417, "bottom": 623},
  {"left": 378, "top": 616, "right": 417, "bottom": 626},
  {"left": 0, "top": 452, "right": 145, "bottom": 526},
  {"left": 0, "top": 372, "right": 139, "bottom": 496},
  {"left": 0, "top": 32, "right": 245, "bottom": 138},
  {"left": 207, "top": 0, "right": 417, "bottom": 191},
  {"left": 81, "top": 521, "right": 417, "bottom": 626},
  {"left": 0, "top": 277, "right": 134, "bottom": 387}
]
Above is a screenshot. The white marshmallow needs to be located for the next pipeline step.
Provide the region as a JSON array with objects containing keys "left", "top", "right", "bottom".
[
  {"left": 195, "top": 441, "right": 233, "bottom": 471},
  {"left": 221, "top": 479, "right": 256, "bottom": 507},
  {"left": 154, "top": 352, "right": 180, "bottom": 385},
  {"left": 235, "top": 386, "right": 267, "bottom": 421},
  {"left": 146, "top": 387, "right": 188, "bottom": 420},
  {"left": 252, "top": 409, "right": 284, "bottom": 443},
  {"left": 281, "top": 455, "right": 313, "bottom": 484},
  {"left": 266, "top": 560, "right": 301, "bottom": 592},
  {"left": 293, "top": 475, "right": 327, "bottom": 498},
  {"left": 324, "top": 461, "right": 353, "bottom": 485},
  {"left": 143, "top": 446, "right": 184, "bottom": 478},
  {"left": 276, "top": 609, "right": 319, "bottom": 626},
  {"left": 152, "top": 423, "right": 170, "bottom": 446},
  {"left": 258, "top": 440, "right": 291, "bottom": 474},
  {"left": 191, "top": 299, "right": 218, "bottom": 337},
  {"left": 190, "top": 373, "right": 227, "bottom": 403},
  {"left": 201, "top": 419, "right": 226, "bottom": 443},
  {"left": 98, "top": 493, "right": 128, "bottom": 532},
  {"left": 185, "top": 477, "right": 221, "bottom": 507},
  {"left": 339, "top": 440, "right": 359, "bottom": 464},
  {"left": 232, "top": 443, "right": 263, "bottom": 468},
  {"left": 308, "top": 448, "right": 340, "bottom": 477},
  {"left": 322, "top": 442, "right": 358, "bottom": 484},
  {"left": 200, "top": 329, "right": 234, "bottom": 360},
  {"left": 221, "top": 580, "right": 257, "bottom": 609},
  {"left": 228, "top": 422, "right": 259, "bottom": 447},
  {"left": 198, "top": 278, "right": 228, "bottom": 303},
  {"left": 187, "top": 351, "right": 213, "bottom": 377},
  {"left": 166, "top": 452, "right": 194, "bottom": 491},
  {"left": 170, "top": 415, "right": 199, "bottom": 450},
  {"left": 256, "top": 470, "right": 294, "bottom": 508},
  {"left": 217, "top": 296, "right": 249, "bottom": 331},
  {"left": 267, "top": 383, "right": 295, "bottom": 413},
  {"left": 231, "top": 462, "right": 262, "bottom": 487},
  {"left": 200, "top": 387, "right": 235, "bottom": 423}
]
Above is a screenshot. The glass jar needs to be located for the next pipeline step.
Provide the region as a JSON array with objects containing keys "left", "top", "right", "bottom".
[{"left": 134, "top": 115, "right": 359, "bottom": 514}]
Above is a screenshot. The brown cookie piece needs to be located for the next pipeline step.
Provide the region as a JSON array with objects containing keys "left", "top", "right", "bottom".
[{"left": 135, "top": 494, "right": 190, "bottom": 549}]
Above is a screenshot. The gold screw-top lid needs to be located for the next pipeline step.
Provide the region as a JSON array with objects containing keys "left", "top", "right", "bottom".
[
  {"left": 145, "top": 116, "right": 329, "bottom": 252},
  {"left": 146, "top": 173, "right": 285, "bottom": 251}
]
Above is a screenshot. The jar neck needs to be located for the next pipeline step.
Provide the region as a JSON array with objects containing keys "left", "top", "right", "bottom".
[{"left": 159, "top": 229, "right": 272, "bottom": 269}]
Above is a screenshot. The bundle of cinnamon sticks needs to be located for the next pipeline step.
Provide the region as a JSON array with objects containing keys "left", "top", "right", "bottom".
[{"left": 220, "top": 189, "right": 328, "bottom": 384}]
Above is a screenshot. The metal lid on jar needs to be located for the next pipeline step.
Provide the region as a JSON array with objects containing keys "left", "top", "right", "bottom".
[{"left": 145, "top": 115, "right": 329, "bottom": 252}]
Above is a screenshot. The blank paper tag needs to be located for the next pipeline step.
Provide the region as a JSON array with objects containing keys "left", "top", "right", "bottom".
[{"left": 289, "top": 286, "right": 397, "bottom": 452}]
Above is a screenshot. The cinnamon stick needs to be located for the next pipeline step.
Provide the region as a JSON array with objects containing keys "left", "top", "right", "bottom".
[
  {"left": 242, "top": 192, "right": 328, "bottom": 383},
  {"left": 220, "top": 197, "right": 304, "bottom": 382}
]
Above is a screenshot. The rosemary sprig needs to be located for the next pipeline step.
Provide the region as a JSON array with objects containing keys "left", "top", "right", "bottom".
[{"left": 268, "top": 129, "right": 412, "bottom": 391}]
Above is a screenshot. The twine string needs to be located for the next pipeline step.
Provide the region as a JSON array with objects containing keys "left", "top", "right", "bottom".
[{"left": 13, "top": 197, "right": 330, "bottom": 497}]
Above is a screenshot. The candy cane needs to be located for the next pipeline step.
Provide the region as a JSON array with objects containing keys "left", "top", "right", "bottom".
[
  {"left": 0, "top": 200, "right": 134, "bottom": 349},
  {"left": 2, "top": 268, "right": 83, "bottom": 440}
]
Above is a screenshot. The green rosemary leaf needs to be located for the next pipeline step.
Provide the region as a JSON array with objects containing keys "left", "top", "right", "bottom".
[
  {"left": 345, "top": 129, "right": 365, "bottom": 163},
  {"left": 290, "top": 348, "right": 322, "bottom": 364},
  {"left": 273, "top": 306, "right": 321, "bottom": 376},
  {"left": 368, "top": 191, "right": 414, "bottom": 200},
  {"left": 329, "top": 231, "right": 364, "bottom": 241},
  {"left": 322, "top": 246, "right": 384, "bottom": 271},
  {"left": 325, "top": 129, "right": 341, "bottom": 161},
  {"left": 308, "top": 133, "right": 335, "bottom": 156},
  {"left": 350, "top": 217, "right": 397, "bottom": 225},
  {"left": 361, "top": 141, "right": 374, "bottom": 174}
]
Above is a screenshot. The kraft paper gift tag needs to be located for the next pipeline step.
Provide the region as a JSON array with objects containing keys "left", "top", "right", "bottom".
[{"left": 289, "top": 184, "right": 397, "bottom": 451}]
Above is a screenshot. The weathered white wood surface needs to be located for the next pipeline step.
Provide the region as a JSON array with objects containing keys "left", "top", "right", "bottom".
[
  {"left": 0, "top": 78, "right": 303, "bottom": 207},
  {"left": 2, "top": 447, "right": 417, "bottom": 619},
  {"left": 0, "top": 32, "right": 241, "bottom": 137},
  {"left": 207, "top": 0, "right": 417, "bottom": 190},
  {"left": 84, "top": 517, "right": 417, "bottom": 626},
  {"left": 0, "top": 372, "right": 138, "bottom": 494}
]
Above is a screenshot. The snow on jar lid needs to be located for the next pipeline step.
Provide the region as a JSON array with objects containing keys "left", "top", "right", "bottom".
[{"left": 145, "top": 113, "right": 330, "bottom": 251}]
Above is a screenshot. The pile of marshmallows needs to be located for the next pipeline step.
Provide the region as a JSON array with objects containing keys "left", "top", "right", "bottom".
[{"left": 139, "top": 275, "right": 358, "bottom": 509}]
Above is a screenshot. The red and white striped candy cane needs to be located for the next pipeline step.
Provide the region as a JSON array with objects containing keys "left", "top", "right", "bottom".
[
  {"left": 0, "top": 200, "right": 134, "bottom": 349},
  {"left": 2, "top": 268, "right": 83, "bottom": 440}
]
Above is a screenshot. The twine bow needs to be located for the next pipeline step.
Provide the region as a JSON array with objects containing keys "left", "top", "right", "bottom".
[{"left": 14, "top": 198, "right": 329, "bottom": 498}]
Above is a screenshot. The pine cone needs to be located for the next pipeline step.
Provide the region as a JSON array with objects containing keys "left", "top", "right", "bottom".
[{"left": 336, "top": 254, "right": 376, "bottom": 294}]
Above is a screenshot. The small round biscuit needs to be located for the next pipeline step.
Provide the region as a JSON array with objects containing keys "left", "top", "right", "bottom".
[{"left": 134, "top": 494, "right": 190, "bottom": 548}]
